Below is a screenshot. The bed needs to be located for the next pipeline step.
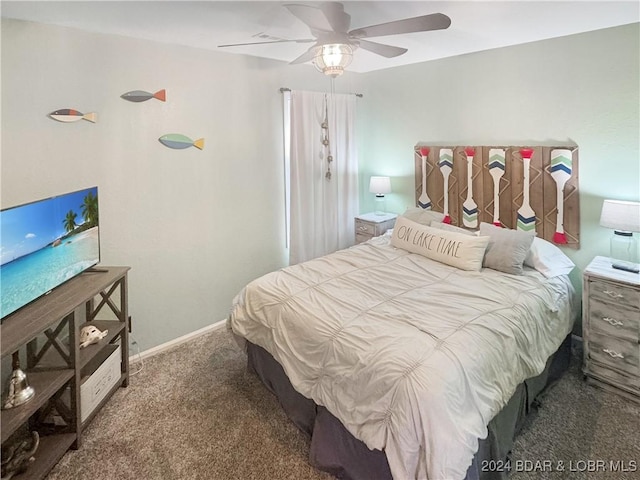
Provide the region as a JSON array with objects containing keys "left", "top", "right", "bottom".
[{"left": 228, "top": 209, "right": 579, "bottom": 480}]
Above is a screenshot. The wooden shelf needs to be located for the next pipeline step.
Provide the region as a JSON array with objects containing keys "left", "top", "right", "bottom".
[
  {"left": 1, "top": 369, "right": 74, "bottom": 443},
  {"left": 0, "top": 266, "right": 130, "bottom": 479},
  {"left": 29, "top": 320, "right": 125, "bottom": 373},
  {"left": 30, "top": 320, "right": 126, "bottom": 375},
  {"left": 1, "top": 267, "right": 129, "bottom": 357},
  {"left": 78, "top": 320, "right": 125, "bottom": 371},
  {"left": 11, "top": 433, "right": 77, "bottom": 480}
]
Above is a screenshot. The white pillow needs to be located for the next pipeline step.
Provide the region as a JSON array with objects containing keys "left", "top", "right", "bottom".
[
  {"left": 391, "top": 216, "right": 490, "bottom": 271},
  {"left": 400, "top": 207, "right": 445, "bottom": 226},
  {"left": 524, "top": 237, "right": 575, "bottom": 278},
  {"left": 429, "top": 221, "right": 477, "bottom": 236}
]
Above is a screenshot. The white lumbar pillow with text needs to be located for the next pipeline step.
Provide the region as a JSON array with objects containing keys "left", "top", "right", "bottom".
[{"left": 391, "top": 216, "right": 490, "bottom": 271}]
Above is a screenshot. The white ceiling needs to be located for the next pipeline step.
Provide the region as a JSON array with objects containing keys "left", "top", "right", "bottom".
[{"left": 2, "top": 1, "right": 638, "bottom": 73}]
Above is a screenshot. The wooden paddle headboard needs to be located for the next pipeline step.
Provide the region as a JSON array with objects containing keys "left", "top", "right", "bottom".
[{"left": 414, "top": 145, "right": 580, "bottom": 249}]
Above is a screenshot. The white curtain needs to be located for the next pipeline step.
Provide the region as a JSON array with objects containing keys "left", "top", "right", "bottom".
[{"left": 288, "top": 90, "right": 358, "bottom": 265}]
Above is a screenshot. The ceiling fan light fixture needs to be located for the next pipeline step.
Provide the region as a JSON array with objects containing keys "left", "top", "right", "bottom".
[{"left": 313, "top": 43, "right": 353, "bottom": 77}]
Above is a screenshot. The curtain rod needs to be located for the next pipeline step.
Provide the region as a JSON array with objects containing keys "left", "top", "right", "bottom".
[{"left": 280, "top": 87, "right": 363, "bottom": 98}]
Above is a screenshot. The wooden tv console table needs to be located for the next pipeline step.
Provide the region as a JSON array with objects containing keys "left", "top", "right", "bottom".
[{"left": 1, "top": 266, "right": 130, "bottom": 480}]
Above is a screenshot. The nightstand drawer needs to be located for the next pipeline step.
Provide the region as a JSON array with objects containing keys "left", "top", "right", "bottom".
[
  {"left": 355, "top": 219, "right": 375, "bottom": 235},
  {"left": 588, "top": 334, "right": 639, "bottom": 376},
  {"left": 583, "top": 257, "right": 640, "bottom": 402},
  {"left": 589, "top": 278, "right": 640, "bottom": 312},
  {"left": 355, "top": 233, "right": 371, "bottom": 244},
  {"left": 587, "top": 362, "right": 640, "bottom": 392},
  {"left": 354, "top": 213, "right": 397, "bottom": 245},
  {"left": 588, "top": 299, "right": 639, "bottom": 342}
]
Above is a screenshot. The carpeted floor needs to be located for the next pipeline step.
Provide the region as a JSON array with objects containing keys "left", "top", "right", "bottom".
[
  {"left": 510, "top": 345, "right": 640, "bottom": 480},
  {"left": 45, "top": 327, "right": 639, "bottom": 480}
]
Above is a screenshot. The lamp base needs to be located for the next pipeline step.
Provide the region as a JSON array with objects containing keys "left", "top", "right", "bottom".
[
  {"left": 610, "top": 230, "right": 639, "bottom": 264},
  {"left": 374, "top": 195, "right": 386, "bottom": 216}
]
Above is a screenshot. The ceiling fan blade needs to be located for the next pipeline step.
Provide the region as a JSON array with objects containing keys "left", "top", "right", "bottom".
[
  {"left": 319, "top": 2, "right": 351, "bottom": 33},
  {"left": 289, "top": 46, "right": 319, "bottom": 65},
  {"left": 358, "top": 40, "right": 407, "bottom": 58},
  {"left": 218, "top": 39, "right": 314, "bottom": 48},
  {"left": 284, "top": 4, "right": 333, "bottom": 33},
  {"left": 349, "top": 13, "right": 451, "bottom": 39}
]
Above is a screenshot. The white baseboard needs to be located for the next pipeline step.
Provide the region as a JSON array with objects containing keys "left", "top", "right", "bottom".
[{"left": 129, "top": 318, "right": 227, "bottom": 363}]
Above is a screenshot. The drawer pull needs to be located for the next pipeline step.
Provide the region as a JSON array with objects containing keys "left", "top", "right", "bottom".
[
  {"left": 602, "top": 348, "right": 624, "bottom": 359},
  {"left": 603, "top": 289, "right": 624, "bottom": 299},
  {"left": 358, "top": 226, "right": 367, "bottom": 231},
  {"left": 602, "top": 317, "right": 623, "bottom": 327}
]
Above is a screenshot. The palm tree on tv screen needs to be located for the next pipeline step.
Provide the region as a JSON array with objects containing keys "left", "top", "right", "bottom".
[
  {"left": 63, "top": 210, "right": 77, "bottom": 233},
  {"left": 81, "top": 192, "right": 98, "bottom": 227}
]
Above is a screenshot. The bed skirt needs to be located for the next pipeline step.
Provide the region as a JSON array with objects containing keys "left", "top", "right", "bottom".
[{"left": 245, "top": 334, "right": 571, "bottom": 480}]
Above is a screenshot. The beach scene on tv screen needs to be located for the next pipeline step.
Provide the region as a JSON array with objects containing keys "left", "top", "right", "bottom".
[{"left": 1, "top": 187, "right": 100, "bottom": 318}]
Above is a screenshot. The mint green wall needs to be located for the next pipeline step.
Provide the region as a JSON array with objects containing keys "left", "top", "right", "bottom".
[
  {"left": 359, "top": 24, "right": 640, "bottom": 285},
  {"left": 2, "top": 18, "right": 638, "bottom": 350},
  {"left": 1, "top": 19, "right": 362, "bottom": 353}
]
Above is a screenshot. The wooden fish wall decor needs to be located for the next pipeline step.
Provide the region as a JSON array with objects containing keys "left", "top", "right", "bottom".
[
  {"left": 159, "top": 134, "right": 204, "bottom": 150},
  {"left": 48, "top": 90, "right": 211, "bottom": 154},
  {"left": 49, "top": 109, "right": 97, "bottom": 123},
  {"left": 121, "top": 89, "right": 166, "bottom": 102},
  {"left": 413, "top": 145, "right": 580, "bottom": 248}
]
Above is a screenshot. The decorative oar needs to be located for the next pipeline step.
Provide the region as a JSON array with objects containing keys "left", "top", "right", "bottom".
[
  {"left": 488, "top": 148, "right": 506, "bottom": 227},
  {"left": 550, "top": 149, "right": 573, "bottom": 244},
  {"left": 462, "top": 147, "right": 478, "bottom": 228},
  {"left": 438, "top": 149, "right": 453, "bottom": 224},
  {"left": 418, "top": 147, "right": 431, "bottom": 209},
  {"left": 517, "top": 148, "right": 536, "bottom": 232}
]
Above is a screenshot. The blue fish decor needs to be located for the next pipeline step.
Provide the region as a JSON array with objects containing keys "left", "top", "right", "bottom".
[
  {"left": 159, "top": 134, "right": 204, "bottom": 150},
  {"left": 121, "top": 89, "right": 166, "bottom": 102},
  {"left": 49, "top": 109, "right": 97, "bottom": 123}
]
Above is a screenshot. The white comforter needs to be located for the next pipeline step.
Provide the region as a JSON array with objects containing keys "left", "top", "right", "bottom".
[{"left": 228, "top": 234, "right": 577, "bottom": 480}]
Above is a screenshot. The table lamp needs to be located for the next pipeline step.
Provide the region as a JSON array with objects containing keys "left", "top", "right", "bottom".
[
  {"left": 369, "top": 176, "right": 391, "bottom": 215},
  {"left": 599, "top": 199, "right": 640, "bottom": 272}
]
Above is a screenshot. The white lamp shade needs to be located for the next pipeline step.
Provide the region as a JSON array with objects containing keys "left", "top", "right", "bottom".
[
  {"left": 600, "top": 199, "right": 640, "bottom": 232},
  {"left": 369, "top": 176, "right": 391, "bottom": 195}
]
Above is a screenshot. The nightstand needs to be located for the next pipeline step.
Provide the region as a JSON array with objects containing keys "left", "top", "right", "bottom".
[
  {"left": 582, "top": 256, "right": 640, "bottom": 403},
  {"left": 355, "top": 212, "right": 397, "bottom": 244}
]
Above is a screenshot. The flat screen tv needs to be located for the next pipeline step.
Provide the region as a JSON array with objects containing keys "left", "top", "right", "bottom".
[{"left": 1, "top": 186, "right": 100, "bottom": 320}]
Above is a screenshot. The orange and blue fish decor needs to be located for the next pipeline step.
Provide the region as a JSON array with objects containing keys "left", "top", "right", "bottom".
[
  {"left": 121, "top": 89, "right": 166, "bottom": 102},
  {"left": 159, "top": 134, "right": 204, "bottom": 150},
  {"left": 49, "top": 109, "right": 97, "bottom": 123}
]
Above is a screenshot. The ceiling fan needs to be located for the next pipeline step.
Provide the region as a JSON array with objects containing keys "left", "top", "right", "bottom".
[{"left": 218, "top": 2, "right": 451, "bottom": 76}]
